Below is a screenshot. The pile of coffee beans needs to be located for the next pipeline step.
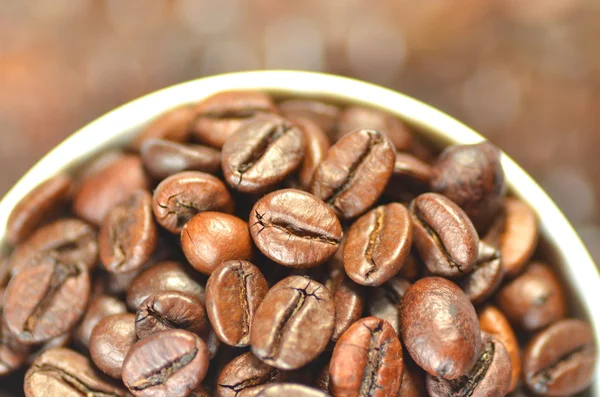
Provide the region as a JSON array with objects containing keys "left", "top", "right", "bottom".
[{"left": 1, "top": 90, "right": 597, "bottom": 397}]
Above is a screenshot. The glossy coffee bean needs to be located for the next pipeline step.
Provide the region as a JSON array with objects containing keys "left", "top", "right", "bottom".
[
  {"left": 182, "top": 212, "right": 253, "bottom": 275},
  {"left": 152, "top": 171, "right": 234, "bottom": 234},
  {"left": 122, "top": 329, "right": 209, "bottom": 397},
  {"left": 367, "top": 277, "right": 411, "bottom": 334},
  {"left": 90, "top": 313, "right": 137, "bottom": 379},
  {"left": 410, "top": 193, "right": 479, "bottom": 277},
  {"left": 384, "top": 153, "right": 432, "bottom": 202},
  {"left": 130, "top": 105, "right": 195, "bottom": 151},
  {"left": 6, "top": 174, "right": 72, "bottom": 245},
  {"left": 221, "top": 114, "right": 304, "bottom": 193},
  {"left": 496, "top": 262, "right": 566, "bottom": 332},
  {"left": 24, "top": 347, "right": 127, "bottom": 397},
  {"left": 427, "top": 332, "right": 512, "bottom": 397},
  {"left": 279, "top": 99, "right": 340, "bottom": 139},
  {"left": 459, "top": 242, "right": 504, "bottom": 304},
  {"left": 251, "top": 276, "right": 335, "bottom": 370},
  {"left": 0, "top": 312, "right": 30, "bottom": 376},
  {"left": 344, "top": 203, "right": 412, "bottom": 286},
  {"left": 74, "top": 294, "right": 128, "bottom": 348},
  {"left": 330, "top": 317, "right": 404, "bottom": 397},
  {"left": 310, "top": 129, "right": 396, "bottom": 219},
  {"left": 523, "top": 319, "right": 596, "bottom": 396},
  {"left": 140, "top": 138, "right": 221, "bottom": 180},
  {"left": 4, "top": 256, "right": 90, "bottom": 344},
  {"left": 257, "top": 384, "right": 329, "bottom": 397},
  {"left": 206, "top": 260, "right": 268, "bottom": 347},
  {"left": 290, "top": 116, "right": 331, "bottom": 190},
  {"left": 217, "top": 351, "right": 287, "bottom": 397},
  {"left": 400, "top": 277, "right": 481, "bottom": 379},
  {"left": 192, "top": 91, "right": 277, "bottom": 148},
  {"left": 249, "top": 189, "right": 342, "bottom": 268}
]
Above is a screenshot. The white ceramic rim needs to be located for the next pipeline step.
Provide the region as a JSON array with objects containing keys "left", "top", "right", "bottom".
[{"left": 0, "top": 70, "right": 598, "bottom": 393}]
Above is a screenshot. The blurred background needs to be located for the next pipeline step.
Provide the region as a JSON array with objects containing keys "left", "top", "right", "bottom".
[{"left": 1, "top": 0, "right": 599, "bottom": 262}]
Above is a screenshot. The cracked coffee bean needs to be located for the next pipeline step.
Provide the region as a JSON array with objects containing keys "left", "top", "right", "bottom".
[
  {"left": 217, "top": 351, "right": 288, "bottom": 397},
  {"left": 90, "top": 313, "right": 137, "bottom": 379}
]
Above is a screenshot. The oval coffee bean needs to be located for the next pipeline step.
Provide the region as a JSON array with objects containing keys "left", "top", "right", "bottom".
[
  {"left": 249, "top": 189, "right": 342, "bottom": 268},
  {"left": 290, "top": 116, "right": 331, "bottom": 190},
  {"left": 310, "top": 129, "right": 396, "bottom": 219},
  {"left": 251, "top": 276, "right": 335, "bottom": 370},
  {"left": 217, "top": 351, "right": 287, "bottom": 397},
  {"left": 99, "top": 190, "right": 157, "bottom": 274},
  {"left": 330, "top": 317, "right": 404, "bottom": 397},
  {"left": 90, "top": 313, "right": 137, "bottom": 379},
  {"left": 24, "top": 347, "right": 127, "bottom": 397},
  {"left": 400, "top": 277, "right": 481, "bottom": 379},
  {"left": 122, "top": 329, "right": 209, "bottom": 397},
  {"left": 279, "top": 99, "right": 340, "bottom": 139},
  {"left": 496, "top": 262, "right": 566, "bottom": 332},
  {"left": 0, "top": 313, "right": 30, "bottom": 376},
  {"left": 344, "top": 203, "right": 412, "bottom": 286},
  {"left": 130, "top": 105, "right": 195, "bottom": 151},
  {"left": 426, "top": 332, "right": 512, "bottom": 397},
  {"left": 523, "top": 319, "right": 596, "bottom": 396},
  {"left": 206, "top": 260, "right": 268, "bottom": 347},
  {"left": 257, "top": 383, "right": 329, "bottom": 397},
  {"left": 152, "top": 171, "right": 234, "bottom": 234},
  {"left": 74, "top": 294, "right": 128, "bottom": 348},
  {"left": 384, "top": 153, "right": 432, "bottom": 202},
  {"left": 459, "top": 242, "right": 504, "bottom": 304},
  {"left": 409, "top": 193, "right": 479, "bottom": 277},
  {"left": 367, "top": 277, "right": 411, "bottom": 334}
]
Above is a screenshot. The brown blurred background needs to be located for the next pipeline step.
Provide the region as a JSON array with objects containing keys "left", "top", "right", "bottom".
[{"left": 1, "top": 0, "right": 599, "bottom": 261}]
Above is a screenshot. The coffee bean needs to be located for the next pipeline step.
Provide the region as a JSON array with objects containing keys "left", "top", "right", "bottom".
[
  {"left": 251, "top": 276, "right": 335, "bottom": 370},
  {"left": 257, "top": 383, "right": 330, "bottom": 397},
  {"left": 314, "top": 361, "right": 331, "bottom": 392},
  {"left": 90, "top": 313, "right": 137, "bottom": 379},
  {"left": 496, "top": 262, "right": 566, "bottom": 332},
  {"left": 330, "top": 316, "right": 404, "bottom": 397},
  {"left": 217, "top": 351, "right": 287, "bottom": 397},
  {"left": 279, "top": 99, "right": 340, "bottom": 139},
  {"left": 221, "top": 114, "right": 305, "bottom": 193},
  {"left": 397, "top": 249, "right": 421, "bottom": 281},
  {"left": 249, "top": 189, "right": 342, "bottom": 268},
  {"left": 74, "top": 295, "right": 128, "bottom": 348},
  {"left": 26, "top": 332, "right": 72, "bottom": 367},
  {"left": 130, "top": 105, "right": 195, "bottom": 151},
  {"left": 400, "top": 277, "right": 481, "bottom": 379},
  {"left": 289, "top": 116, "right": 331, "bottom": 190},
  {"left": 310, "top": 129, "right": 396, "bottom": 219},
  {"left": 182, "top": 212, "right": 253, "bottom": 275},
  {"left": 523, "top": 319, "right": 596, "bottom": 396},
  {"left": 398, "top": 357, "right": 427, "bottom": 397},
  {"left": 0, "top": 311, "right": 30, "bottom": 376},
  {"left": 344, "top": 203, "right": 413, "bottom": 286},
  {"left": 410, "top": 193, "right": 479, "bottom": 277},
  {"left": 384, "top": 153, "right": 433, "bottom": 202},
  {"left": 459, "top": 242, "right": 504, "bottom": 304},
  {"left": 189, "top": 385, "right": 212, "bottom": 397},
  {"left": 367, "top": 277, "right": 411, "bottom": 334},
  {"left": 152, "top": 171, "right": 234, "bottom": 234}
]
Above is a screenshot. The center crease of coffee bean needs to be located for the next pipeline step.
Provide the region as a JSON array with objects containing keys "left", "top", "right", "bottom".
[
  {"left": 234, "top": 264, "right": 252, "bottom": 338},
  {"left": 359, "top": 322, "right": 386, "bottom": 396},
  {"left": 253, "top": 211, "right": 340, "bottom": 245},
  {"left": 129, "top": 348, "right": 198, "bottom": 390},
  {"left": 33, "top": 364, "right": 122, "bottom": 397},
  {"left": 219, "top": 369, "right": 279, "bottom": 392},
  {"left": 416, "top": 214, "right": 466, "bottom": 273},
  {"left": 447, "top": 341, "right": 494, "bottom": 397},
  {"left": 363, "top": 207, "right": 384, "bottom": 279},
  {"left": 108, "top": 212, "right": 132, "bottom": 269}
]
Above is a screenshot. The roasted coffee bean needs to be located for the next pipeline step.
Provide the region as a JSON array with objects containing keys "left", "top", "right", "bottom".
[
  {"left": 257, "top": 383, "right": 330, "bottom": 397},
  {"left": 221, "top": 114, "right": 304, "bottom": 193},
  {"left": 330, "top": 317, "right": 404, "bottom": 397},
  {"left": 459, "top": 242, "right": 504, "bottom": 304},
  {"left": 217, "top": 351, "right": 287, "bottom": 397},
  {"left": 344, "top": 203, "right": 412, "bottom": 286},
  {"left": 26, "top": 332, "right": 72, "bottom": 368},
  {"left": 122, "top": 329, "right": 209, "bottom": 397},
  {"left": 409, "top": 193, "right": 479, "bottom": 277},
  {"left": 523, "top": 319, "right": 596, "bottom": 396},
  {"left": 6, "top": 174, "right": 72, "bottom": 245},
  {"left": 0, "top": 312, "right": 30, "bottom": 376},
  {"left": 399, "top": 357, "right": 427, "bottom": 397},
  {"left": 206, "top": 260, "right": 268, "bottom": 347},
  {"left": 279, "top": 99, "right": 340, "bottom": 140},
  {"left": 74, "top": 295, "right": 128, "bottom": 348},
  {"left": 189, "top": 385, "right": 212, "bottom": 397},
  {"left": 400, "top": 277, "right": 481, "bottom": 379},
  {"left": 431, "top": 142, "right": 506, "bottom": 233},
  {"left": 289, "top": 116, "right": 331, "bottom": 190},
  {"left": 4, "top": 256, "right": 90, "bottom": 344},
  {"left": 182, "top": 212, "right": 253, "bottom": 275},
  {"left": 24, "top": 347, "right": 127, "bottom": 397},
  {"left": 310, "top": 129, "right": 396, "bottom": 219},
  {"left": 367, "top": 277, "right": 411, "bottom": 334},
  {"left": 90, "top": 313, "right": 137, "bottom": 379},
  {"left": 131, "top": 105, "right": 195, "bottom": 151},
  {"left": 73, "top": 154, "right": 149, "bottom": 225},
  {"left": 192, "top": 91, "right": 278, "bottom": 148},
  {"left": 251, "top": 276, "right": 335, "bottom": 370},
  {"left": 314, "top": 361, "right": 331, "bottom": 392},
  {"left": 152, "top": 171, "right": 234, "bottom": 234},
  {"left": 426, "top": 332, "right": 512, "bottom": 397},
  {"left": 140, "top": 138, "right": 221, "bottom": 180},
  {"left": 249, "top": 189, "right": 342, "bottom": 268},
  {"left": 496, "top": 262, "right": 566, "bottom": 332},
  {"left": 384, "top": 153, "right": 433, "bottom": 202},
  {"left": 397, "top": 249, "right": 421, "bottom": 281}
]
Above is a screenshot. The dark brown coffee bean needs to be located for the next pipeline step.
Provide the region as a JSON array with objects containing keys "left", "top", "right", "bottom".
[
  {"left": 192, "top": 91, "right": 277, "bottom": 148},
  {"left": 152, "top": 171, "right": 234, "bottom": 234},
  {"left": 140, "top": 138, "right": 221, "bottom": 180},
  {"left": 398, "top": 357, "right": 427, "bottom": 397},
  {"left": 251, "top": 276, "right": 335, "bottom": 370},
  {"left": 384, "top": 153, "right": 432, "bottom": 202},
  {"left": 206, "top": 260, "right": 268, "bottom": 347},
  {"left": 130, "top": 105, "right": 195, "bottom": 151},
  {"left": 523, "top": 319, "right": 596, "bottom": 396},
  {"left": 367, "top": 277, "right": 411, "bottom": 334},
  {"left": 122, "top": 329, "right": 209, "bottom": 397},
  {"left": 459, "top": 242, "right": 504, "bottom": 305},
  {"left": 431, "top": 142, "right": 506, "bottom": 233},
  {"left": 400, "top": 277, "right": 481, "bottom": 379},
  {"left": 310, "top": 129, "right": 396, "bottom": 219},
  {"left": 496, "top": 262, "right": 566, "bottom": 332},
  {"left": 90, "top": 313, "right": 137, "bottom": 379},
  {"left": 217, "top": 351, "right": 287, "bottom": 397},
  {"left": 0, "top": 311, "right": 30, "bottom": 376},
  {"left": 6, "top": 174, "right": 72, "bottom": 245},
  {"left": 182, "top": 212, "right": 253, "bottom": 275},
  {"left": 73, "top": 154, "right": 149, "bottom": 225},
  {"left": 289, "top": 116, "right": 331, "bottom": 190},
  {"left": 221, "top": 114, "right": 305, "bottom": 193},
  {"left": 330, "top": 317, "right": 404, "bottom": 397},
  {"left": 249, "top": 189, "right": 342, "bottom": 268},
  {"left": 344, "top": 203, "right": 413, "bottom": 286},
  {"left": 99, "top": 190, "right": 157, "bottom": 274},
  {"left": 24, "top": 347, "right": 127, "bottom": 397},
  {"left": 397, "top": 249, "right": 421, "bottom": 281},
  {"left": 426, "top": 332, "right": 512, "bottom": 397},
  {"left": 257, "top": 383, "right": 330, "bottom": 397},
  {"left": 4, "top": 256, "right": 90, "bottom": 344},
  {"left": 74, "top": 295, "right": 128, "bottom": 348},
  {"left": 409, "top": 193, "right": 479, "bottom": 277},
  {"left": 279, "top": 99, "right": 340, "bottom": 140}
]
